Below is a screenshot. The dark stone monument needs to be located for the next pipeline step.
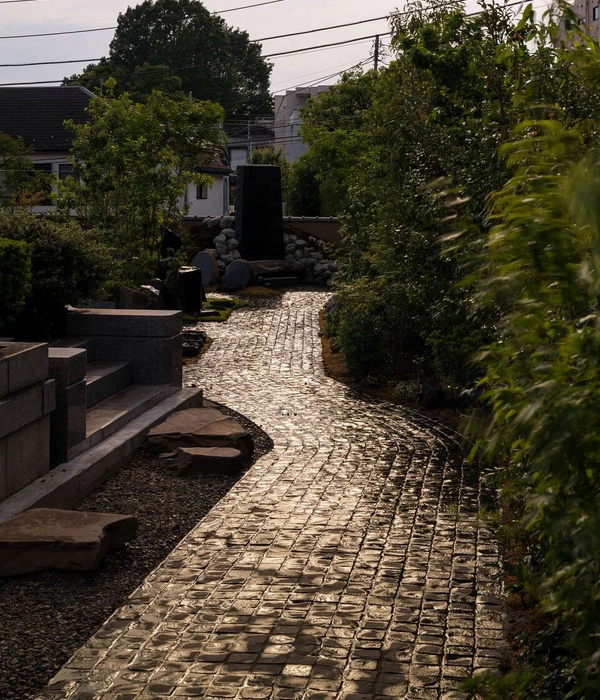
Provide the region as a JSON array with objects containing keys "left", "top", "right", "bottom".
[
  {"left": 160, "top": 227, "right": 182, "bottom": 258},
  {"left": 235, "top": 165, "right": 285, "bottom": 261},
  {"left": 177, "top": 267, "right": 204, "bottom": 313}
]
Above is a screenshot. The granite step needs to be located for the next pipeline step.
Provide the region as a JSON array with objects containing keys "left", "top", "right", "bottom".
[
  {"left": 68, "top": 384, "right": 172, "bottom": 460},
  {"left": 263, "top": 275, "right": 301, "bottom": 287},
  {"left": 86, "top": 361, "right": 132, "bottom": 408},
  {"left": 50, "top": 337, "right": 96, "bottom": 362}
]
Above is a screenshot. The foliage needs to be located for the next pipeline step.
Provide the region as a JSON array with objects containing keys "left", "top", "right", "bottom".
[
  {"left": 57, "top": 88, "right": 223, "bottom": 260},
  {"left": 0, "top": 132, "right": 53, "bottom": 209},
  {"left": 464, "top": 117, "right": 600, "bottom": 698},
  {"left": 285, "top": 155, "right": 322, "bottom": 216},
  {"left": 65, "top": 0, "right": 272, "bottom": 119},
  {"left": 0, "top": 209, "right": 112, "bottom": 339},
  {"left": 318, "top": 0, "right": 600, "bottom": 397},
  {"left": 0, "top": 238, "right": 31, "bottom": 326}
]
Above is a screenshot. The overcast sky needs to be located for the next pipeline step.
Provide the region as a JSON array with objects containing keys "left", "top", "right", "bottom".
[{"left": 1, "top": 0, "right": 528, "bottom": 96}]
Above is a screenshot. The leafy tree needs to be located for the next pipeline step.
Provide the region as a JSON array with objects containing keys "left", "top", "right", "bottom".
[
  {"left": 57, "top": 87, "right": 224, "bottom": 260},
  {"left": 0, "top": 132, "right": 53, "bottom": 209},
  {"left": 65, "top": 0, "right": 272, "bottom": 119}
]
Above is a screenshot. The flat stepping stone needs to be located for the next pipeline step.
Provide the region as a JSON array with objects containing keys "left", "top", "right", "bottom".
[
  {"left": 160, "top": 446, "right": 244, "bottom": 475},
  {"left": 147, "top": 407, "right": 253, "bottom": 457},
  {"left": 0, "top": 508, "right": 138, "bottom": 576}
]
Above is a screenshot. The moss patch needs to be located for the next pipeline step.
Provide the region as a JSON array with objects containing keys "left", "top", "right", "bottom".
[{"left": 183, "top": 296, "right": 247, "bottom": 323}]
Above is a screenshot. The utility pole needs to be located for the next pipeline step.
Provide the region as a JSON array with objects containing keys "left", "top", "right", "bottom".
[{"left": 374, "top": 35, "right": 380, "bottom": 71}]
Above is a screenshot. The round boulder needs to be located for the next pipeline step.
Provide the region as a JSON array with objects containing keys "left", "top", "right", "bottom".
[
  {"left": 221, "top": 259, "right": 256, "bottom": 290},
  {"left": 191, "top": 251, "right": 220, "bottom": 286}
]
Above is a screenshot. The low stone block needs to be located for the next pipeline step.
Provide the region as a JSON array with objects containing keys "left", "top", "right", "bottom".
[
  {"left": 66, "top": 309, "right": 182, "bottom": 338},
  {"left": 147, "top": 407, "right": 253, "bottom": 457},
  {"left": 5, "top": 416, "right": 50, "bottom": 497},
  {"left": 160, "top": 446, "right": 243, "bottom": 475},
  {"left": 91, "top": 334, "right": 182, "bottom": 387},
  {"left": 0, "top": 508, "right": 138, "bottom": 575},
  {"left": 48, "top": 347, "right": 87, "bottom": 387}
]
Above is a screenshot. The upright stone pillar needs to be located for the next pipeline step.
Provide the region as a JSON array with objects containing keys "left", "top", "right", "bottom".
[{"left": 235, "top": 165, "right": 285, "bottom": 260}]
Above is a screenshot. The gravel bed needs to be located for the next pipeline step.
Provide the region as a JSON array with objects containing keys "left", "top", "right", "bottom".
[{"left": 0, "top": 400, "right": 273, "bottom": 700}]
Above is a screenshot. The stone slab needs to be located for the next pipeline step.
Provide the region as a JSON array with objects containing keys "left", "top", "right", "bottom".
[
  {"left": 48, "top": 347, "right": 88, "bottom": 386},
  {"left": 66, "top": 309, "right": 182, "bottom": 338},
  {"left": 51, "top": 378, "right": 86, "bottom": 468},
  {"left": 0, "top": 508, "right": 138, "bottom": 575},
  {"left": 86, "top": 361, "right": 132, "bottom": 408},
  {"left": 0, "top": 440, "right": 6, "bottom": 502},
  {"left": 147, "top": 407, "right": 253, "bottom": 457},
  {"left": 0, "top": 342, "right": 48, "bottom": 396},
  {"left": 160, "top": 446, "right": 243, "bottom": 475}
]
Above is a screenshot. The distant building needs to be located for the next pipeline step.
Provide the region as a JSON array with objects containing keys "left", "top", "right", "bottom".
[
  {"left": 0, "top": 85, "right": 231, "bottom": 217},
  {"left": 559, "top": 0, "right": 600, "bottom": 42},
  {"left": 227, "top": 122, "right": 275, "bottom": 170},
  {"left": 273, "top": 86, "right": 331, "bottom": 164}
]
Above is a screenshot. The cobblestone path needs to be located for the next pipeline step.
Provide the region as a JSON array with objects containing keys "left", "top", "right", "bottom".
[{"left": 40, "top": 290, "right": 502, "bottom": 700}]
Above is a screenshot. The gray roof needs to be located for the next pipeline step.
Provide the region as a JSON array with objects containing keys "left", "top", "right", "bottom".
[{"left": 0, "top": 86, "right": 93, "bottom": 152}]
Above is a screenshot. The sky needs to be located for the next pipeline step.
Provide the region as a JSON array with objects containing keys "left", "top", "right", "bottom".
[{"left": 0, "top": 0, "right": 533, "bottom": 97}]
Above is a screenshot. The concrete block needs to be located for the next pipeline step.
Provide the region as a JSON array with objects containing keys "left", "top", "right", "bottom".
[
  {"left": 48, "top": 347, "right": 87, "bottom": 386},
  {"left": 0, "top": 384, "right": 43, "bottom": 440},
  {"left": 91, "top": 334, "right": 182, "bottom": 386},
  {"left": 66, "top": 309, "right": 182, "bottom": 338},
  {"left": 6, "top": 416, "right": 50, "bottom": 497},
  {"left": 2, "top": 342, "right": 48, "bottom": 395},
  {"left": 42, "top": 379, "right": 56, "bottom": 416}
]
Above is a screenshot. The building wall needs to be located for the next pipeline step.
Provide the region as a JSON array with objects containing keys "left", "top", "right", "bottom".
[
  {"left": 561, "top": 0, "right": 600, "bottom": 42},
  {"left": 274, "top": 86, "right": 331, "bottom": 164},
  {"left": 182, "top": 175, "right": 230, "bottom": 218}
]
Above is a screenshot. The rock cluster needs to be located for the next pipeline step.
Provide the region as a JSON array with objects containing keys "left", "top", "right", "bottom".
[{"left": 202, "top": 215, "right": 337, "bottom": 286}]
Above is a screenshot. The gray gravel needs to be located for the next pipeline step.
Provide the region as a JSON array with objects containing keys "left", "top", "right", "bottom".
[{"left": 0, "top": 400, "right": 272, "bottom": 700}]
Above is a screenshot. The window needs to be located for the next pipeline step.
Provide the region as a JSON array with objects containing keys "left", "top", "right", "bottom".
[
  {"left": 196, "top": 184, "right": 208, "bottom": 200},
  {"left": 594, "top": 5, "right": 599, "bottom": 19},
  {"left": 58, "top": 163, "right": 76, "bottom": 181}
]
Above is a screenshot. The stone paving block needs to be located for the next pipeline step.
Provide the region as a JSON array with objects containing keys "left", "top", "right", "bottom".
[{"left": 39, "top": 289, "right": 503, "bottom": 700}]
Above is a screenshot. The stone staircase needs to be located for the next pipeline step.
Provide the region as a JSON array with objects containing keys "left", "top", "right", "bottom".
[
  {"left": 50, "top": 335, "right": 184, "bottom": 461},
  {"left": 0, "top": 309, "right": 203, "bottom": 524}
]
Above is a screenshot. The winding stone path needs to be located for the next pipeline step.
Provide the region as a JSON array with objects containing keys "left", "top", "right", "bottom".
[{"left": 39, "top": 290, "right": 502, "bottom": 700}]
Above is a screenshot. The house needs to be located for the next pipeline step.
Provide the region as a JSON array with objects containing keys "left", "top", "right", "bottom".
[
  {"left": 0, "top": 85, "right": 231, "bottom": 217},
  {"left": 0, "top": 85, "right": 92, "bottom": 212},
  {"left": 180, "top": 148, "right": 232, "bottom": 220},
  {"left": 226, "top": 122, "right": 275, "bottom": 170},
  {"left": 273, "top": 85, "right": 331, "bottom": 163}
]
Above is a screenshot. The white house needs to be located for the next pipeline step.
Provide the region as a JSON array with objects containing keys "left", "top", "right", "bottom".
[{"left": 0, "top": 85, "right": 231, "bottom": 217}]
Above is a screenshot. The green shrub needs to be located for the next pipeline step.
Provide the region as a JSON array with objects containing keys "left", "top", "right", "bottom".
[
  {"left": 0, "top": 209, "right": 112, "bottom": 339},
  {"left": 0, "top": 237, "right": 31, "bottom": 329}
]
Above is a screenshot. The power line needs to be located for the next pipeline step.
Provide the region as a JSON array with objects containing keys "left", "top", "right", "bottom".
[
  {"left": 0, "top": 12, "right": 389, "bottom": 42},
  {"left": 263, "top": 33, "right": 392, "bottom": 59},
  {"left": 0, "top": 32, "right": 388, "bottom": 68}
]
